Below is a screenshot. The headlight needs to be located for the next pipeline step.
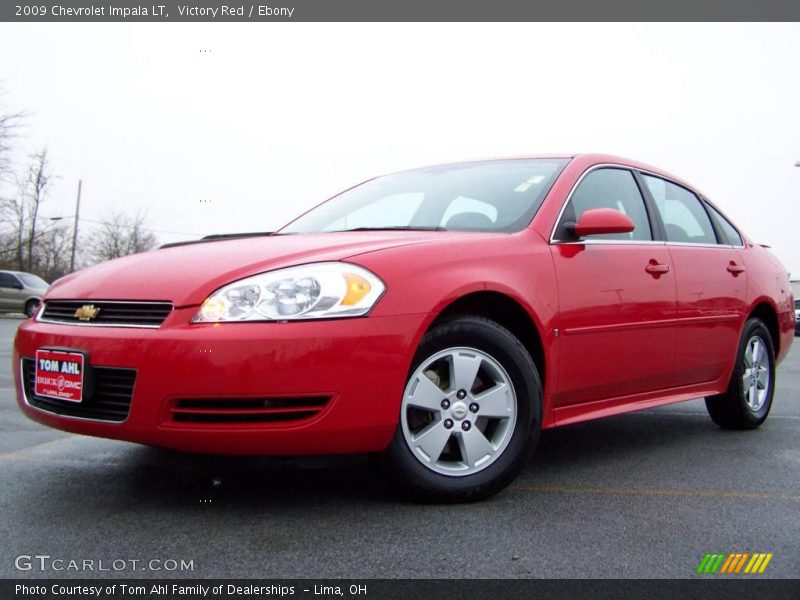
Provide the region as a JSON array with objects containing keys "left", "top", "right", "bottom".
[{"left": 192, "top": 262, "right": 385, "bottom": 322}]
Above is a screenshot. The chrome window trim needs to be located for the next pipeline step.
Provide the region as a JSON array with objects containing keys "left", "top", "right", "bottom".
[
  {"left": 554, "top": 240, "right": 667, "bottom": 247},
  {"left": 665, "top": 241, "right": 738, "bottom": 249},
  {"left": 36, "top": 299, "right": 173, "bottom": 329},
  {"left": 549, "top": 163, "right": 746, "bottom": 249},
  {"left": 19, "top": 359, "right": 132, "bottom": 425},
  {"left": 697, "top": 194, "right": 747, "bottom": 249},
  {"left": 637, "top": 169, "right": 746, "bottom": 250},
  {"left": 549, "top": 163, "right": 650, "bottom": 244}
]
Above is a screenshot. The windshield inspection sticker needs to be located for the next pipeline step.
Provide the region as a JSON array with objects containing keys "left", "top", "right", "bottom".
[{"left": 514, "top": 174, "right": 546, "bottom": 192}]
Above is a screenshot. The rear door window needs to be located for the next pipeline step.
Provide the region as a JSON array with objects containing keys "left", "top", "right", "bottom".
[{"left": 643, "top": 175, "right": 717, "bottom": 244}]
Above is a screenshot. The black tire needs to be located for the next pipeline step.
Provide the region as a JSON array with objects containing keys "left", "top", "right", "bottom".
[
  {"left": 705, "top": 318, "right": 775, "bottom": 430},
  {"left": 382, "top": 315, "right": 541, "bottom": 502},
  {"left": 24, "top": 299, "right": 39, "bottom": 318}
]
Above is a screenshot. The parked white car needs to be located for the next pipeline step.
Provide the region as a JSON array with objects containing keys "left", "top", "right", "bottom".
[{"left": 0, "top": 270, "right": 49, "bottom": 317}]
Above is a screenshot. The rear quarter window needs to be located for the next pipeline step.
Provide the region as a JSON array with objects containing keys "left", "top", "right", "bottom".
[{"left": 704, "top": 201, "right": 744, "bottom": 246}]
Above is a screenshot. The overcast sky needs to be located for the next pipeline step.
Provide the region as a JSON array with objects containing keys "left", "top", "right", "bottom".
[{"left": 1, "top": 23, "right": 799, "bottom": 275}]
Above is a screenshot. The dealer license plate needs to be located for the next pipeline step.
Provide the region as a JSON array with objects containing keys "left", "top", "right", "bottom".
[{"left": 34, "top": 349, "right": 86, "bottom": 403}]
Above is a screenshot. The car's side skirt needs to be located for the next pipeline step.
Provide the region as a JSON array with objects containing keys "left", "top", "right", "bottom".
[{"left": 549, "top": 378, "right": 728, "bottom": 428}]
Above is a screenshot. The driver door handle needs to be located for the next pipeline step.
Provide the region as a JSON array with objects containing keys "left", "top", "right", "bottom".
[
  {"left": 645, "top": 261, "right": 671, "bottom": 275},
  {"left": 727, "top": 261, "right": 746, "bottom": 275}
]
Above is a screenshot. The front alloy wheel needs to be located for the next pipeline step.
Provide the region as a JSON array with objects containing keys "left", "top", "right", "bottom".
[
  {"left": 401, "top": 347, "right": 517, "bottom": 477},
  {"left": 383, "top": 315, "right": 541, "bottom": 502}
]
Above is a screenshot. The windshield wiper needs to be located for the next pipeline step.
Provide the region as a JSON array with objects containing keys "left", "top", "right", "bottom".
[
  {"left": 331, "top": 226, "right": 447, "bottom": 232},
  {"left": 159, "top": 232, "right": 273, "bottom": 249}
]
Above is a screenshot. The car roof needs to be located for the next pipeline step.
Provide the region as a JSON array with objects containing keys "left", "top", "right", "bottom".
[
  {"left": 386, "top": 154, "right": 696, "bottom": 190},
  {"left": 1, "top": 270, "right": 44, "bottom": 278}
]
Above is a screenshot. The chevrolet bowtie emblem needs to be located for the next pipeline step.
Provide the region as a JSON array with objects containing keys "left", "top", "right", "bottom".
[{"left": 74, "top": 305, "right": 100, "bottom": 321}]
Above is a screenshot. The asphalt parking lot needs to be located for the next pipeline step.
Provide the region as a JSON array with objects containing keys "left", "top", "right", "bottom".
[{"left": 1, "top": 315, "right": 798, "bottom": 579}]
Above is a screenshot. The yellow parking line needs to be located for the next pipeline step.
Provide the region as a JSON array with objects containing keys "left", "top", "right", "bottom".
[{"left": 513, "top": 484, "right": 800, "bottom": 501}]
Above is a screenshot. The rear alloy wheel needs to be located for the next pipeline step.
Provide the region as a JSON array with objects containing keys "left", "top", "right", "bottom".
[
  {"left": 383, "top": 316, "right": 541, "bottom": 502},
  {"left": 705, "top": 318, "right": 775, "bottom": 430}
]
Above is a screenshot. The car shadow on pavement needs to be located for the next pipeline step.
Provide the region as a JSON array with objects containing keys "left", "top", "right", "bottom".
[
  {"left": 37, "top": 410, "right": 724, "bottom": 507},
  {"left": 531, "top": 409, "right": 721, "bottom": 473},
  {"left": 115, "top": 447, "right": 395, "bottom": 506},
  {"left": 7, "top": 411, "right": 732, "bottom": 511}
]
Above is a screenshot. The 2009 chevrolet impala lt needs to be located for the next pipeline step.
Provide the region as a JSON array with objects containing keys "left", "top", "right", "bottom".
[{"left": 13, "top": 154, "right": 795, "bottom": 501}]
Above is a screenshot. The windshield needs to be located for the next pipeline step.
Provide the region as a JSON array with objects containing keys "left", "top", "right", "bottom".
[
  {"left": 17, "top": 273, "right": 48, "bottom": 288},
  {"left": 280, "top": 159, "right": 569, "bottom": 234}
]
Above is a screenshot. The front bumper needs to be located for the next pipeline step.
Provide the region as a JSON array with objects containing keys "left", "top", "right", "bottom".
[{"left": 14, "top": 308, "right": 428, "bottom": 455}]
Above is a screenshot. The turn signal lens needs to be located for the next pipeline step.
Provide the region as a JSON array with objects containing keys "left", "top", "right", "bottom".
[{"left": 341, "top": 273, "right": 372, "bottom": 306}]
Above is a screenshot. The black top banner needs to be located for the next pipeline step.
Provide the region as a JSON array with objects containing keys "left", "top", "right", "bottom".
[{"left": 3, "top": 0, "right": 800, "bottom": 22}]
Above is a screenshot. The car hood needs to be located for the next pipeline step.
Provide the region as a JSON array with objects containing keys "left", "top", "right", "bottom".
[{"left": 46, "top": 232, "right": 441, "bottom": 307}]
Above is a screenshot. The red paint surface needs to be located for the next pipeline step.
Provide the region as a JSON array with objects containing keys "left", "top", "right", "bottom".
[{"left": 14, "top": 154, "right": 794, "bottom": 454}]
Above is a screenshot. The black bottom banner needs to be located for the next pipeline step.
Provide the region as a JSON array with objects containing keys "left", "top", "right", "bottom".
[{"left": 4, "top": 579, "right": 800, "bottom": 600}]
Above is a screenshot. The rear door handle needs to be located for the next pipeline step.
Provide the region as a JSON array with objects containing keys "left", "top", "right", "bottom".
[
  {"left": 645, "top": 261, "right": 671, "bottom": 275},
  {"left": 727, "top": 262, "right": 746, "bottom": 275}
]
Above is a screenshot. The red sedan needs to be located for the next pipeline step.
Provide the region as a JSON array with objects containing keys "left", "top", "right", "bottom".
[{"left": 13, "top": 154, "right": 795, "bottom": 501}]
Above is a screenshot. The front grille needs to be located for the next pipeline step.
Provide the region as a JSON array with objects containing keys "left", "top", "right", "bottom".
[
  {"left": 22, "top": 358, "right": 136, "bottom": 422},
  {"left": 40, "top": 300, "right": 173, "bottom": 328},
  {"left": 168, "top": 396, "right": 331, "bottom": 424}
]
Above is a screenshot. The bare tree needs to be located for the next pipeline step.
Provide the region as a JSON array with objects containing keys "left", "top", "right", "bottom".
[
  {"left": 0, "top": 218, "right": 18, "bottom": 268},
  {"left": 0, "top": 87, "right": 26, "bottom": 269},
  {"left": 88, "top": 210, "right": 158, "bottom": 263},
  {"left": 0, "top": 86, "right": 25, "bottom": 181},
  {"left": 0, "top": 148, "right": 56, "bottom": 272},
  {"left": 23, "top": 149, "right": 54, "bottom": 271},
  {"left": 0, "top": 88, "right": 69, "bottom": 281},
  {"left": 35, "top": 223, "right": 73, "bottom": 281},
  {"left": 0, "top": 88, "right": 158, "bottom": 279},
  {"left": 0, "top": 189, "right": 25, "bottom": 268}
]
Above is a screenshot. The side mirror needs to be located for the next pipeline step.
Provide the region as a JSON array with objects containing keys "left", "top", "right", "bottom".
[
  {"left": 572, "top": 208, "right": 635, "bottom": 237},
  {"left": 13, "top": 282, "right": 24, "bottom": 290}
]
